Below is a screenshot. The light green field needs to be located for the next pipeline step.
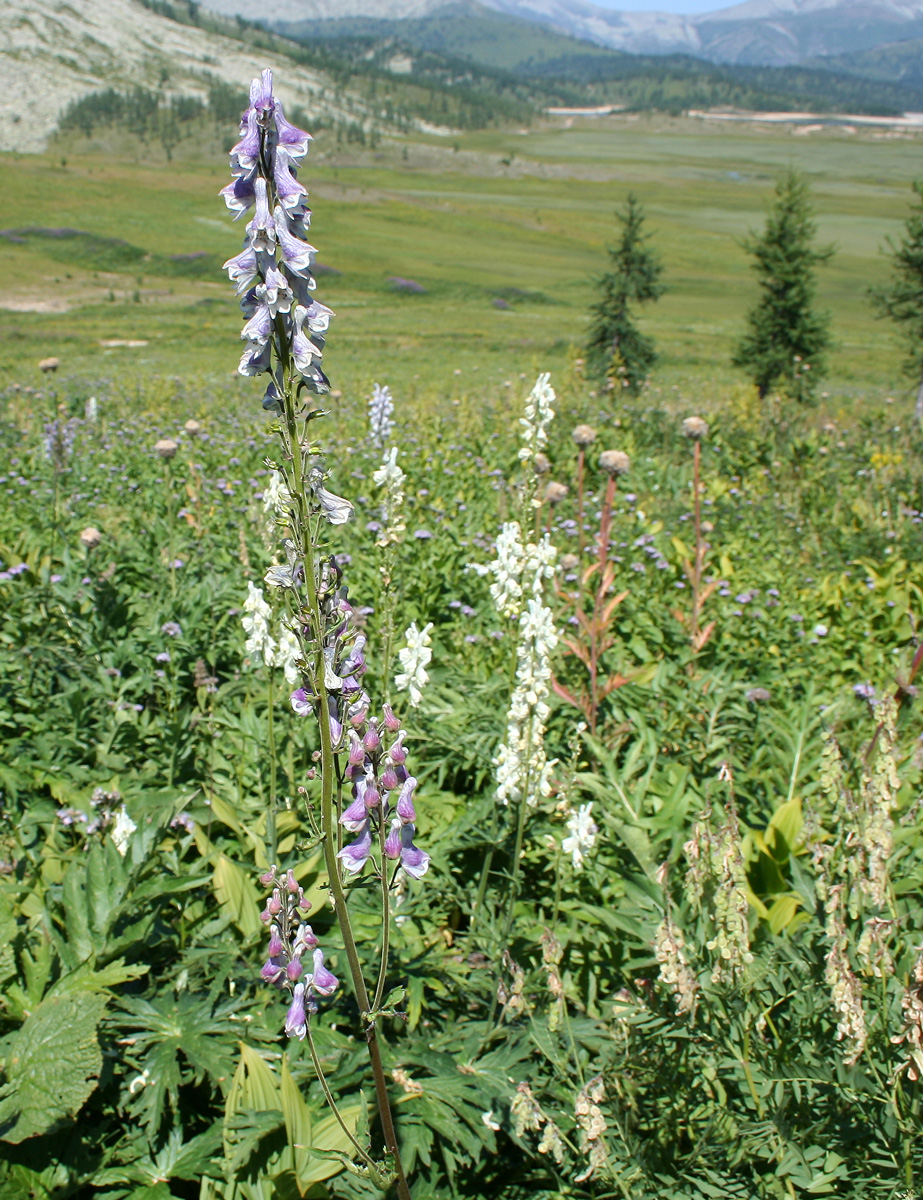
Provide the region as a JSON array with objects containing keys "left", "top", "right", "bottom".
[{"left": 1, "top": 113, "right": 921, "bottom": 409}]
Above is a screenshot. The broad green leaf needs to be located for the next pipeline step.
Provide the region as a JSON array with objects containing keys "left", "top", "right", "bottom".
[
  {"left": 0, "top": 992, "right": 106, "bottom": 1142},
  {"left": 767, "top": 797, "right": 803, "bottom": 860},
  {"left": 767, "top": 894, "right": 803, "bottom": 935},
  {"left": 213, "top": 854, "right": 262, "bottom": 938}
]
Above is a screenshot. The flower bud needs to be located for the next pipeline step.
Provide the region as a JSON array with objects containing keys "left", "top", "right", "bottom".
[
  {"left": 598, "top": 449, "right": 630, "bottom": 477},
  {"left": 268, "top": 927, "right": 284, "bottom": 957},
  {"left": 259, "top": 907, "right": 272, "bottom": 924},
  {"left": 572, "top": 424, "right": 596, "bottom": 446},
  {"left": 348, "top": 731, "right": 365, "bottom": 767},
  {"left": 286, "top": 957, "right": 304, "bottom": 981},
  {"left": 380, "top": 765, "right": 399, "bottom": 792},
  {"left": 363, "top": 722, "right": 381, "bottom": 753},
  {"left": 286, "top": 869, "right": 299, "bottom": 894},
  {"left": 155, "top": 438, "right": 179, "bottom": 459},
  {"left": 184, "top": 419, "right": 202, "bottom": 436},
  {"left": 79, "top": 526, "right": 102, "bottom": 549},
  {"left": 363, "top": 786, "right": 381, "bottom": 811},
  {"left": 259, "top": 866, "right": 277, "bottom": 887},
  {"left": 268, "top": 889, "right": 283, "bottom": 915},
  {"left": 382, "top": 703, "right": 401, "bottom": 732},
  {"left": 389, "top": 731, "right": 407, "bottom": 765}
]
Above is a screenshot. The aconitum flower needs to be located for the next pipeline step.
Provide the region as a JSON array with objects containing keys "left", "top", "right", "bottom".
[
  {"left": 395, "top": 621, "right": 433, "bottom": 708},
  {"left": 562, "top": 803, "right": 598, "bottom": 869},
  {"left": 221, "top": 68, "right": 332, "bottom": 398},
  {"left": 369, "top": 382, "right": 395, "bottom": 447}
]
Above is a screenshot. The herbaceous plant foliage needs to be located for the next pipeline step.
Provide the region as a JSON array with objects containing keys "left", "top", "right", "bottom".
[{"left": 0, "top": 68, "right": 922, "bottom": 1200}]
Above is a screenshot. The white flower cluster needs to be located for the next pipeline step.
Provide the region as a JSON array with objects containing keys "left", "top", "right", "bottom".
[
  {"left": 372, "top": 446, "right": 406, "bottom": 548},
  {"left": 517, "top": 372, "right": 555, "bottom": 468},
  {"left": 395, "top": 621, "right": 433, "bottom": 708},
  {"left": 471, "top": 522, "right": 555, "bottom": 621},
  {"left": 494, "top": 596, "right": 558, "bottom": 808},
  {"left": 562, "top": 802, "right": 598, "bottom": 870},
  {"left": 369, "top": 382, "right": 394, "bottom": 448},
  {"left": 241, "top": 580, "right": 301, "bottom": 684}
]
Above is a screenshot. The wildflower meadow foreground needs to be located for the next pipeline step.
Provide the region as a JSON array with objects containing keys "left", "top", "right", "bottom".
[{"left": 2, "top": 69, "right": 923, "bottom": 1200}]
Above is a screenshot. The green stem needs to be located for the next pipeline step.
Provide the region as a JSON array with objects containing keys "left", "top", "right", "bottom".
[
  {"left": 267, "top": 667, "right": 278, "bottom": 865},
  {"left": 305, "top": 1022, "right": 377, "bottom": 1168},
  {"left": 282, "top": 385, "right": 411, "bottom": 1200}
]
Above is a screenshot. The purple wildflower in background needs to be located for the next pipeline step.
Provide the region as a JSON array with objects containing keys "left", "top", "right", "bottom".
[{"left": 220, "top": 69, "right": 333, "bottom": 408}]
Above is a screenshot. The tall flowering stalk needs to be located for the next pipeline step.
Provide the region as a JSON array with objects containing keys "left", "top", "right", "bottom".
[
  {"left": 470, "top": 375, "right": 558, "bottom": 958},
  {"left": 221, "top": 70, "right": 421, "bottom": 1198}
]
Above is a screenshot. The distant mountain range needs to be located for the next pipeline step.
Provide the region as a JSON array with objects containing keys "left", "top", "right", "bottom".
[{"left": 200, "top": 0, "right": 923, "bottom": 66}]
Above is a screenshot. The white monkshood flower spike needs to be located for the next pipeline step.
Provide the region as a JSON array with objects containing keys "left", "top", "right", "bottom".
[
  {"left": 562, "top": 803, "right": 598, "bottom": 869},
  {"left": 372, "top": 446, "right": 406, "bottom": 547},
  {"left": 369, "top": 382, "right": 395, "bottom": 448},
  {"left": 396, "top": 622, "right": 434, "bottom": 708},
  {"left": 242, "top": 581, "right": 277, "bottom": 666},
  {"left": 111, "top": 806, "right": 137, "bottom": 857},
  {"left": 518, "top": 372, "right": 556, "bottom": 466},
  {"left": 275, "top": 626, "right": 301, "bottom": 685}
]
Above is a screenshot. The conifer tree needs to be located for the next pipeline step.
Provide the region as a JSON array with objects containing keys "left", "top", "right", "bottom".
[
  {"left": 871, "top": 180, "right": 923, "bottom": 425},
  {"left": 587, "top": 194, "right": 664, "bottom": 394},
  {"left": 733, "top": 171, "right": 833, "bottom": 401}
]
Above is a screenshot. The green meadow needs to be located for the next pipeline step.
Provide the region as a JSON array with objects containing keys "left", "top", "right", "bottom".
[{"left": 1, "top": 114, "right": 921, "bottom": 407}]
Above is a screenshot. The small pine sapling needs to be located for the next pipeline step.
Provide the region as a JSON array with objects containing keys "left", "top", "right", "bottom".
[{"left": 870, "top": 180, "right": 923, "bottom": 426}]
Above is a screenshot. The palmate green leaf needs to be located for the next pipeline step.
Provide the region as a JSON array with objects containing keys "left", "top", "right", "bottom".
[
  {"left": 0, "top": 991, "right": 106, "bottom": 1142},
  {"left": 116, "top": 993, "right": 241, "bottom": 1134}
]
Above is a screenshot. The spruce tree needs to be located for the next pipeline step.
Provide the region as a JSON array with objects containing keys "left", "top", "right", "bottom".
[
  {"left": 871, "top": 180, "right": 923, "bottom": 425},
  {"left": 732, "top": 171, "right": 833, "bottom": 401},
  {"left": 587, "top": 194, "right": 664, "bottom": 394}
]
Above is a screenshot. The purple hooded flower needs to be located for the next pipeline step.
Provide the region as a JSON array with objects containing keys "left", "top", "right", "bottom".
[
  {"left": 400, "top": 823, "right": 429, "bottom": 879},
  {"left": 274, "top": 207, "right": 315, "bottom": 273},
  {"left": 294, "top": 923, "right": 319, "bottom": 951},
  {"left": 239, "top": 341, "right": 272, "bottom": 377},
  {"left": 274, "top": 100, "right": 312, "bottom": 158},
  {"left": 389, "top": 731, "right": 407, "bottom": 766},
  {"left": 223, "top": 244, "right": 258, "bottom": 293},
  {"left": 396, "top": 776, "right": 417, "bottom": 824},
  {"left": 292, "top": 306, "right": 322, "bottom": 375},
  {"left": 284, "top": 982, "right": 307, "bottom": 1039},
  {"left": 241, "top": 302, "right": 273, "bottom": 346},
  {"left": 261, "top": 265, "right": 294, "bottom": 316},
  {"left": 340, "top": 792, "right": 368, "bottom": 831},
  {"left": 382, "top": 704, "right": 401, "bottom": 733},
  {"left": 230, "top": 107, "right": 261, "bottom": 168},
  {"left": 274, "top": 147, "right": 307, "bottom": 211},
  {"left": 290, "top": 686, "right": 313, "bottom": 716},
  {"left": 337, "top": 821, "right": 373, "bottom": 873},
  {"left": 309, "top": 947, "right": 338, "bottom": 995},
  {"left": 219, "top": 173, "right": 256, "bottom": 216},
  {"left": 246, "top": 179, "right": 276, "bottom": 252},
  {"left": 261, "top": 957, "right": 284, "bottom": 984},
  {"left": 268, "top": 925, "right": 284, "bottom": 957},
  {"left": 286, "top": 955, "right": 304, "bottom": 981},
  {"left": 384, "top": 817, "right": 402, "bottom": 860}
]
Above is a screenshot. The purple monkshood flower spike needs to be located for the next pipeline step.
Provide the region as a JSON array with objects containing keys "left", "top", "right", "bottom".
[
  {"left": 400, "top": 823, "right": 430, "bottom": 879},
  {"left": 337, "top": 822, "right": 373, "bottom": 873}
]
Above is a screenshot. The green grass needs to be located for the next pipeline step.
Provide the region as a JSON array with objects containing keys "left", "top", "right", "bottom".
[{"left": 0, "top": 113, "right": 919, "bottom": 409}]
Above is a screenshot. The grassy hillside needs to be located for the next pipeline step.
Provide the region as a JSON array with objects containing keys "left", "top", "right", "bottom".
[{"left": 1, "top": 113, "right": 918, "bottom": 413}]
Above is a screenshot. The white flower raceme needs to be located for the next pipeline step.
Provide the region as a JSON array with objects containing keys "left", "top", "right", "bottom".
[
  {"left": 562, "top": 802, "right": 598, "bottom": 869},
  {"left": 242, "top": 580, "right": 277, "bottom": 666},
  {"left": 395, "top": 621, "right": 433, "bottom": 708},
  {"left": 275, "top": 625, "right": 301, "bottom": 685},
  {"left": 518, "top": 372, "right": 555, "bottom": 467},
  {"left": 111, "top": 806, "right": 137, "bottom": 857},
  {"left": 471, "top": 523, "right": 555, "bottom": 621},
  {"left": 372, "top": 446, "right": 406, "bottom": 548},
  {"left": 495, "top": 597, "right": 558, "bottom": 808}
]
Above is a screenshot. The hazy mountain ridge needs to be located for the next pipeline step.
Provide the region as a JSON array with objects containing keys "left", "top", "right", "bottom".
[{"left": 206, "top": 0, "right": 923, "bottom": 65}]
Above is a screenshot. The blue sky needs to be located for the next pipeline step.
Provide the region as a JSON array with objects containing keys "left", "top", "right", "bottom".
[{"left": 588, "top": 0, "right": 724, "bottom": 12}]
